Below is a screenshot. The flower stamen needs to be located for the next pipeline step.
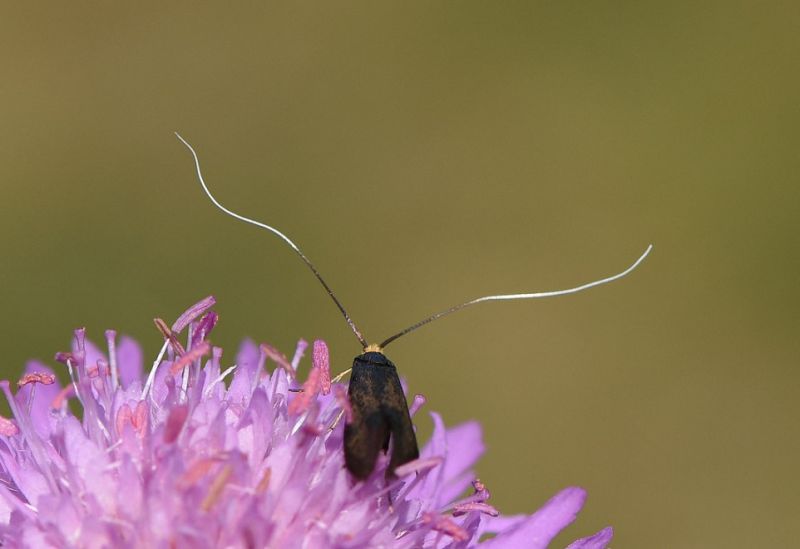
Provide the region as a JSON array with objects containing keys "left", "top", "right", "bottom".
[
  {"left": 172, "top": 295, "right": 216, "bottom": 334},
  {"left": 201, "top": 464, "right": 233, "bottom": 512},
  {"left": 203, "top": 364, "right": 237, "bottom": 398},
  {"left": 17, "top": 372, "right": 56, "bottom": 388},
  {"left": 154, "top": 318, "right": 186, "bottom": 356},
  {"left": 170, "top": 342, "right": 211, "bottom": 376},
  {"left": 409, "top": 394, "right": 426, "bottom": 417},
  {"left": 178, "top": 458, "right": 219, "bottom": 488},
  {"left": 105, "top": 329, "right": 120, "bottom": 389},
  {"left": 260, "top": 343, "right": 294, "bottom": 380},
  {"left": 421, "top": 512, "right": 470, "bottom": 542},
  {"left": 290, "top": 339, "right": 309, "bottom": 371},
  {"left": 256, "top": 468, "right": 271, "bottom": 494},
  {"left": 0, "top": 415, "right": 18, "bottom": 436}
]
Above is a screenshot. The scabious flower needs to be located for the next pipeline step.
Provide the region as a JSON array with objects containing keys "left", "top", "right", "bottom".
[{"left": 0, "top": 297, "right": 612, "bottom": 548}]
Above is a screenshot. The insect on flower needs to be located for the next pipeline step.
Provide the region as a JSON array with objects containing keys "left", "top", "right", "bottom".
[{"left": 176, "top": 134, "right": 652, "bottom": 481}]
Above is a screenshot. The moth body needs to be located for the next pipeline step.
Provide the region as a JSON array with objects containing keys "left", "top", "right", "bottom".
[{"left": 344, "top": 351, "right": 419, "bottom": 479}]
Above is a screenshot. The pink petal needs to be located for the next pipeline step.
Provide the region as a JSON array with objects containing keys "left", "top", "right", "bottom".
[
  {"left": 482, "top": 487, "right": 587, "bottom": 549},
  {"left": 408, "top": 412, "right": 448, "bottom": 504},
  {"left": 17, "top": 469, "right": 50, "bottom": 510},
  {"left": 439, "top": 420, "right": 484, "bottom": 503},
  {"left": 63, "top": 416, "right": 109, "bottom": 480},
  {"left": 566, "top": 526, "right": 614, "bottom": 549},
  {"left": 117, "top": 336, "right": 143, "bottom": 389},
  {"left": 150, "top": 360, "right": 173, "bottom": 404},
  {"left": 420, "top": 412, "right": 447, "bottom": 459},
  {"left": 236, "top": 338, "right": 260, "bottom": 376},
  {"left": 163, "top": 404, "right": 188, "bottom": 443},
  {"left": 476, "top": 513, "right": 528, "bottom": 537},
  {"left": 237, "top": 388, "right": 273, "bottom": 469},
  {"left": 228, "top": 340, "right": 259, "bottom": 402}
]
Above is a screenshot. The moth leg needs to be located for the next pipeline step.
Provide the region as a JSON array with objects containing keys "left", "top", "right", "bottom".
[
  {"left": 329, "top": 409, "right": 345, "bottom": 431},
  {"left": 331, "top": 368, "right": 352, "bottom": 383}
]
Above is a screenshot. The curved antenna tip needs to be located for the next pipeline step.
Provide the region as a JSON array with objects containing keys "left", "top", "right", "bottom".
[
  {"left": 175, "top": 132, "right": 191, "bottom": 148},
  {"left": 174, "top": 134, "right": 369, "bottom": 349},
  {"left": 626, "top": 244, "right": 653, "bottom": 273},
  {"left": 378, "top": 243, "right": 654, "bottom": 349}
]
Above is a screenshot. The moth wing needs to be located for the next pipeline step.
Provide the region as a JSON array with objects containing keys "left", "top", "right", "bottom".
[
  {"left": 382, "top": 369, "right": 420, "bottom": 476},
  {"left": 344, "top": 364, "right": 390, "bottom": 480}
]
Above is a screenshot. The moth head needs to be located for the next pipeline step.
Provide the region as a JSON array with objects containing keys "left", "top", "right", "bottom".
[{"left": 363, "top": 343, "right": 383, "bottom": 354}]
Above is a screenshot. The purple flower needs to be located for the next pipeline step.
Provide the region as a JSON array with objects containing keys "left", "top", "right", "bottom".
[{"left": 0, "top": 297, "right": 611, "bottom": 547}]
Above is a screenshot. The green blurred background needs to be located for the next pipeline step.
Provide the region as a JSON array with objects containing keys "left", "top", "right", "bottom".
[{"left": 1, "top": 3, "right": 798, "bottom": 546}]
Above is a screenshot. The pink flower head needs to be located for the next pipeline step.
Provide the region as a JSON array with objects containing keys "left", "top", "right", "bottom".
[{"left": 0, "top": 298, "right": 612, "bottom": 547}]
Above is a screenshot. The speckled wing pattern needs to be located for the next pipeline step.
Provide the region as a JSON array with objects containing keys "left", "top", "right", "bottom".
[{"left": 344, "top": 352, "right": 419, "bottom": 479}]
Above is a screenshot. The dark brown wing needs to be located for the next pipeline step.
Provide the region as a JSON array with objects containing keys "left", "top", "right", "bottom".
[
  {"left": 381, "top": 367, "right": 419, "bottom": 476},
  {"left": 344, "top": 360, "right": 390, "bottom": 479}
]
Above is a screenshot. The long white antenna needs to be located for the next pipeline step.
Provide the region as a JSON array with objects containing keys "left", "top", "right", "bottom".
[
  {"left": 175, "top": 133, "right": 368, "bottom": 348},
  {"left": 378, "top": 244, "right": 653, "bottom": 348}
]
